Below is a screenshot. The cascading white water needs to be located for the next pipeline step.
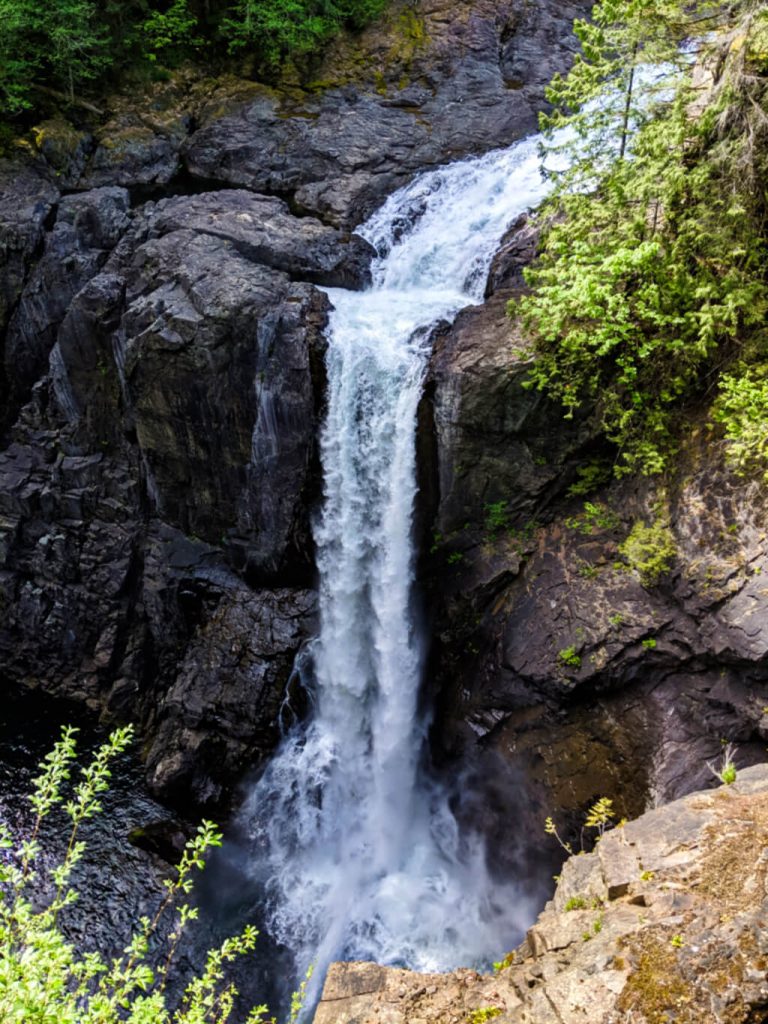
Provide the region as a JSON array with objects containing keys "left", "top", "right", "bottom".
[{"left": 239, "top": 134, "right": 556, "bottom": 1003}]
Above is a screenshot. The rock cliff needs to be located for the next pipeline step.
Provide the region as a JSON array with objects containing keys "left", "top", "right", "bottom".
[
  {"left": 423, "top": 214, "right": 768, "bottom": 848},
  {"left": 315, "top": 764, "right": 768, "bottom": 1023},
  {"left": 0, "top": 0, "right": 589, "bottom": 810}
]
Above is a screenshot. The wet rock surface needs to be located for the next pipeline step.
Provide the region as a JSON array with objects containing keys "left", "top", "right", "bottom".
[
  {"left": 0, "top": 0, "right": 590, "bottom": 811},
  {"left": 0, "top": 182, "right": 334, "bottom": 809},
  {"left": 424, "top": 216, "right": 768, "bottom": 843},
  {"left": 183, "top": 0, "right": 591, "bottom": 226},
  {"left": 4, "top": 186, "right": 131, "bottom": 430},
  {"left": 315, "top": 766, "right": 768, "bottom": 1023},
  {"left": 143, "top": 191, "right": 375, "bottom": 288}
]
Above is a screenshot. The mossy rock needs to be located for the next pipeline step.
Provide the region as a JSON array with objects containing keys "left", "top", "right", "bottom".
[{"left": 32, "top": 117, "right": 92, "bottom": 179}]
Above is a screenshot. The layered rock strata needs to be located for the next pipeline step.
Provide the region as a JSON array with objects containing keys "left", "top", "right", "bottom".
[{"left": 315, "top": 765, "right": 768, "bottom": 1023}]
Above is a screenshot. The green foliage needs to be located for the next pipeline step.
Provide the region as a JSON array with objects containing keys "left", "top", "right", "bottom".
[
  {"left": 619, "top": 515, "right": 676, "bottom": 586},
  {"left": 0, "top": 0, "right": 110, "bottom": 112},
  {"left": 511, "top": 0, "right": 768, "bottom": 477},
  {"left": 565, "top": 501, "right": 620, "bottom": 535},
  {"left": 546, "top": 797, "right": 616, "bottom": 858},
  {"left": 467, "top": 1009, "right": 502, "bottom": 1024},
  {"left": 577, "top": 561, "right": 600, "bottom": 579},
  {"left": 584, "top": 796, "right": 614, "bottom": 837},
  {"left": 0, "top": 725, "right": 300, "bottom": 1024},
  {"left": 714, "top": 364, "right": 768, "bottom": 482},
  {"left": 484, "top": 500, "right": 510, "bottom": 535},
  {"left": 0, "top": 0, "right": 389, "bottom": 124},
  {"left": 221, "top": 0, "right": 388, "bottom": 68},
  {"left": 641, "top": 637, "right": 657, "bottom": 649},
  {"left": 567, "top": 460, "right": 613, "bottom": 497},
  {"left": 564, "top": 895, "right": 589, "bottom": 911},
  {"left": 708, "top": 742, "right": 738, "bottom": 786},
  {"left": 544, "top": 815, "right": 573, "bottom": 855},
  {"left": 141, "top": 0, "right": 201, "bottom": 66},
  {"left": 557, "top": 646, "right": 582, "bottom": 668},
  {"left": 720, "top": 762, "right": 737, "bottom": 785},
  {"left": 492, "top": 951, "right": 515, "bottom": 972}
]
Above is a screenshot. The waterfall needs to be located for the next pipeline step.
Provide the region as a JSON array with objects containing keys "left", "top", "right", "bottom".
[{"left": 238, "top": 135, "right": 554, "bottom": 1004}]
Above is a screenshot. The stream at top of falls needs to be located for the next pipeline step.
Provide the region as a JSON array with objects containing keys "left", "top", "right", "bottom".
[{"left": 237, "top": 133, "right": 554, "bottom": 1010}]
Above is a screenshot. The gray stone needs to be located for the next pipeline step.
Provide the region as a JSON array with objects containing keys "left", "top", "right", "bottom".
[{"left": 315, "top": 768, "right": 768, "bottom": 1024}]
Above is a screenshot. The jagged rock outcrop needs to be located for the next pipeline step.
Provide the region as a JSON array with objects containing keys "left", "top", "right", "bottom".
[
  {"left": 142, "top": 191, "right": 375, "bottom": 288},
  {"left": 0, "top": 185, "right": 359, "bottom": 808},
  {"left": 183, "top": 0, "right": 590, "bottom": 227},
  {"left": 4, "top": 186, "right": 131, "bottom": 430},
  {"left": 0, "top": 0, "right": 591, "bottom": 811},
  {"left": 315, "top": 765, "right": 768, "bottom": 1023},
  {"left": 424, "top": 216, "right": 768, "bottom": 842},
  {"left": 0, "top": 158, "right": 58, "bottom": 350}
]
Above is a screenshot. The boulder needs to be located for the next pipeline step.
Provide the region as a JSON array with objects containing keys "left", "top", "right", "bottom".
[
  {"left": 315, "top": 765, "right": 768, "bottom": 1024},
  {"left": 144, "top": 190, "right": 375, "bottom": 288}
]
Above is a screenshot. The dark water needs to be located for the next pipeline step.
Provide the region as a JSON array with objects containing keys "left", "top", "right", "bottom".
[{"left": 0, "top": 687, "right": 293, "bottom": 1020}]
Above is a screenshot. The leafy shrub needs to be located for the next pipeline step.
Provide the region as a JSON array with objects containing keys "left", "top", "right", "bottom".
[
  {"left": 619, "top": 516, "right": 676, "bottom": 586},
  {"left": 511, "top": 0, "right": 768, "bottom": 477},
  {"left": 545, "top": 796, "right": 616, "bottom": 856},
  {"left": 714, "top": 365, "right": 768, "bottom": 482},
  {"left": 567, "top": 461, "right": 613, "bottom": 497},
  {"left": 221, "top": 0, "right": 388, "bottom": 67},
  {"left": 708, "top": 742, "right": 738, "bottom": 786},
  {"left": 0, "top": 724, "right": 302, "bottom": 1024},
  {"left": 565, "top": 501, "right": 620, "bottom": 535},
  {"left": 141, "top": 0, "right": 201, "bottom": 66},
  {"left": 564, "top": 895, "right": 589, "bottom": 911},
  {"left": 484, "top": 500, "right": 510, "bottom": 535}
]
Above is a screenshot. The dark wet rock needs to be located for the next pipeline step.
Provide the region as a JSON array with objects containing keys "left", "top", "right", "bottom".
[
  {"left": 145, "top": 190, "right": 375, "bottom": 288},
  {"left": 77, "top": 109, "right": 191, "bottom": 189},
  {"left": 428, "top": 398, "right": 768, "bottom": 837},
  {"left": 183, "top": 0, "right": 591, "bottom": 226},
  {"left": 0, "top": 193, "right": 331, "bottom": 807},
  {"left": 4, "top": 187, "right": 131, "bottom": 429},
  {"left": 128, "top": 818, "right": 192, "bottom": 864},
  {"left": 117, "top": 227, "right": 329, "bottom": 572},
  {"left": 484, "top": 213, "right": 538, "bottom": 297},
  {"left": 0, "top": 158, "right": 59, "bottom": 373},
  {"left": 145, "top": 581, "right": 316, "bottom": 809},
  {"left": 425, "top": 225, "right": 595, "bottom": 539}
]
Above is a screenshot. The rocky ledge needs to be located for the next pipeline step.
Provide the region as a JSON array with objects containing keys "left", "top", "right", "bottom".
[{"left": 315, "top": 764, "right": 768, "bottom": 1023}]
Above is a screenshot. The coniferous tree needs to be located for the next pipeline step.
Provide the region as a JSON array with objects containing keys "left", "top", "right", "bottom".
[{"left": 512, "top": 0, "right": 768, "bottom": 477}]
